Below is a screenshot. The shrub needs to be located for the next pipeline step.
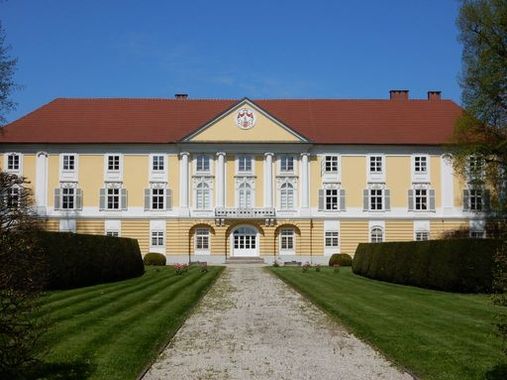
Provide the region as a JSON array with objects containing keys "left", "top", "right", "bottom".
[
  {"left": 329, "top": 253, "right": 353, "bottom": 267},
  {"left": 302, "top": 262, "right": 311, "bottom": 272},
  {"left": 174, "top": 263, "right": 188, "bottom": 275},
  {"left": 36, "top": 231, "right": 144, "bottom": 290},
  {"left": 352, "top": 239, "right": 501, "bottom": 293},
  {"left": 143, "top": 252, "right": 167, "bottom": 266}
]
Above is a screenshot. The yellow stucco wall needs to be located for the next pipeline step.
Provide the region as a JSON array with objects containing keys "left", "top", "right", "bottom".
[
  {"left": 386, "top": 220, "right": 413, "bottom": 242},
  {"left": 341, "top": 156, "right": 366, "bottom": 208},
  {"left": 430, "top": 156, "right": 442, "bottom": 208},
  {"left": 47, "top": 154, "right": 59, "bottom": 207},
  {"left": 168, "top": 155, "right": 179, "bottom": 207},
  {"left": 255, "top": 155, "right": 263, "bottom": 207},
  {"left": 191, "top": 104, "right": 300, "bottom": 142},
  {"left": 386, "top": 156, "right": 411, "bottom": 207},
  {"left": 341, "top": 220, "right": 369, "bottom": 254},
  {"left": 124, "top": 155, "right": 148, "bottom": 208},
  {"left": 80, "top": 155, "right": 103, "bottom": 207},
  {"left": 309, "top": 156, "right": 320, "bottom": 208},
  {"left": 122, "top": 219, "right": 149, "bottom": 253},
  {"left": 77, "top": 219, "right": 104, "bottom": 235}
]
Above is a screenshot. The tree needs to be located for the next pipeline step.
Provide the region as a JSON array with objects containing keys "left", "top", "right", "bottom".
[
  {"left": 0, "top": 20, "right": 17, "bottom": 126},
  {"left": 455, "top": 0, "right": 507, "bottom": 354},
  {"left": 0, "top": 173, "right": 47, "bottom": 377}
]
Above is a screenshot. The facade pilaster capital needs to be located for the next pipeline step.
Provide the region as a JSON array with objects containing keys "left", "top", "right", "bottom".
[
  {"left": 179, "top": 151, "right": 190, "bottom": 158},
  {"left": 300, "top": 152, "right": 311, "bottom": 158},
  {"left": 264, "top": 152, "right": 274, "bottom": 158},
  {"left": 216, "top": 152, "right": 226, "bottom": 157}
]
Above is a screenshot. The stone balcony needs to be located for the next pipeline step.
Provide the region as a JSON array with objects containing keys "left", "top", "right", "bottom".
[{"left": 215, "top": 207, "right": 276, "bottom": 226}]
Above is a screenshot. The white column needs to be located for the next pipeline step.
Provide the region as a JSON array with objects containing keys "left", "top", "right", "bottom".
[
  {"left": 35, "top": 151, "right": 48, "bottom": 215},
  {"left": 301, "top": 153, "right": 310, "bottom": 208},
  {"left": 179, "top": 152, "right": 190, "bottom": 209},
  {"left": 264, "top": 153, "right": 274, "bottom": 208},
  {"left": 216, "top": 152, "right": 226, "bottom": 208}
]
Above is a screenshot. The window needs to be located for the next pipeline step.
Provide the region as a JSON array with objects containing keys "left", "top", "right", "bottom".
[
  {"left": 325, "top": 189, "right": 339, "bottom": 210},
  {"left": 7, "top": 153, "right": 20, "bottom": 171},
  {"left": 470, "top": 230, "right": 486, "bottom": 239},
  {"left": 415, "top": 231, "right": 429, "bottom": 241},
  {"left": 369, "top": 156, "right": 383, "bottom": 173},
  {"left": 370, "top": 189, "right": 383, "bottom": 210},
  {"left": 62, "top": 188, "right": 75, "bottom": 209},
  {"left": 325, "top": 231, "right": 339, "bottom": 248},
  {"left": 469, "top": 189, "right": 483, "bottom": 211},
  {"left": 108, "top": 155, "right": 120, "bottom": 171},
  {"left": 280, "top": 229, "right": 294, "bottom": 251},
  {"left": 196, "top": 182, "right": 210, "bottom": 209},
  {"left": 107, "top": 188, "right": 120, "bottom": 209},
  {"left": 414, "top": 156, "right": 427, "bottom": 173},
  {"left": 151, "top": 231, "right": 164, "bottom": 246},
  {"left": 152, "top": 155, "right": 164, "bottom": 171},
  {"left": 280, "top": 183, "right": 294, "bottom": 209},
  {"left": 324, "top": 156, "right": 338, "bottom": 173},
  {"left": 415, "top": 189, "right": 428, "bottom": 210},
  {"left": 238, "top": 155, "right": 252, "bottom": 172},
  {"left": 280, "top": 156, "right": 294, "bottom": 173},
  {"left": 196, "top": 155, "right": 210, "bottom": 172},
  {"left": 6, "top": 187, "right": 19, "bottom": 208},
  {"left": 62, "top": 155, "right": 75, "bottom": 171},
  {"left": 238, "top": 182, "right": 252, "bottom": 208},
  {"left": 370, "top": 227, "right": 384, "bottom": 243},
  {"left": 195, "top": 228, "right": 210, "bottom": 251},
  {"left": 469, "top": 156, "right": 483, "bottom": 175},
  {"left": 106, "top": 231, "right": 119, "bottom": 237},
  {"left": 151, "top": 188, "right": 165, "bottom": 210}
]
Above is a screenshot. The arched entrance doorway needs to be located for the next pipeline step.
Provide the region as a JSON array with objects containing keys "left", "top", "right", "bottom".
[{"left": 230, "top": 225, "right": 259, "bottom": 257}]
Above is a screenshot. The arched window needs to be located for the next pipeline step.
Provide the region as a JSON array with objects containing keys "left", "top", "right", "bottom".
[
  {"left": 196, "top": 182, "right": 210, "bottom": 209},
  {"left": 370, "top": 227, "right": 383, "bottom": 243},
  {"left": 280, "top": 183, "right": 294, "bottom": 209},
  {"left": 238, "top": 183, "right": 252, "bottom": 208}
]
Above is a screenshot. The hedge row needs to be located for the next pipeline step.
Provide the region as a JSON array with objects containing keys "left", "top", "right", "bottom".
[
  {"left": 352, "top": 239, "right": 501, "bottom": 293},
  {"left": 37, "top": 231, "right": 144, "bottom": 290}
]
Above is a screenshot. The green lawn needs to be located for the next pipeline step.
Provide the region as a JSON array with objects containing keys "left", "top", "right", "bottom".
[
  {"left": 270, "top": 266, "right": 507, "bottom": 380},
  {"left": 32, "top": 265, "right": 224, "bottom": 380}
]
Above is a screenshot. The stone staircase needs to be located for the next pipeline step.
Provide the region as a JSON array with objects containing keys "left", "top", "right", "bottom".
[{"left": 225, "top": 257, "right": 265, "bottom": 265}]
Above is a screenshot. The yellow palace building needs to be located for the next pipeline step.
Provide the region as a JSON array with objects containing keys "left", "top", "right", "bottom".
[{"left": 0, "top": 90, "right": 486, "bottom": 264}]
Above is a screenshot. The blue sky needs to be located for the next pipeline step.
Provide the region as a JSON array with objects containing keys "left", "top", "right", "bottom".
[{"left": 2, "top": 0, "right": 462, "bottom": 122}]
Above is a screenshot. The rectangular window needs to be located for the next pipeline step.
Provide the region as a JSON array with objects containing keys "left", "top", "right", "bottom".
[
  {"left": 470, "top": 230, "right": 485, "bottom": 239},
  {"left": 370, "top": 189, "right": 383, "bottom": 210},
  {"left": 107, "top": 188, "right": 120, "bottom": 209},
  {"left": 325, "top": 231, "right": 339, "bottom": 248},
  {"left": 414, "top": 156, "right": 427, "bottom": 173},
  {"left": 369, "top": 156, "right": 383, "bottom": 173},
  {"left": 196, "top": 155, "right": 210, "bottom": 172},
  {"left": 62, "top": 155, "right": 75, "bottom": 171},
  {"left": 62, "top": 187, "right": 75, "bottom": 209},
  {"left": 106, "top": 231, "right": 119, "bottom": 237},
  {"left": 108, "top": 155, "right": 120, "bottom": 171},
  {"left": 280, "top": 229, "right": 294, "bottom": 250},
  {"left": 470, "top": 189, "right": 483, "bottom": 211},
  {"left": 280, "top": 156, "right": 294, "bottom": 173},
  {"left": 152, "top": 155, "right": 164, "bottom": 171},
  {"left": 469, "top": 156, "right": 483, "bottom": 174},
  {"left": 7, "top": 187, "right": 19, "bottom": 208},
  {"left": 238, "top": 155, "right": 252, "bottom": 172},
  {"left": 151, "top": 231, "right": 164, "bottom": 246},
  {"left": 7, "top": 154, "right": 20, "bottom": 171},
  {"left": 325, "top": 156, "right": 338, "bottom": 173},
  {"left": 195, "top": 228, "right": 210, "bottom": 250},
  {"left": 415, "top": 189, "right": 428, "bottom": 210},
  {"left": 325, "top": 189, "right": 339, "bottom": 210},
  {"left": 415, "top": 231, "right": 429, "bottom": 241},
  {"left": 151, "top": 188, "right": 165, "bottom": 210}
]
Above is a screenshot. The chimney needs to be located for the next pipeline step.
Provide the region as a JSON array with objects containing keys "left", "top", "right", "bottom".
[
  {"left": 427, "top": 91, "right": 441, "bottom": 101},
  {"left": 389, "top": 89, "right": 409, "bottom": 100},
  {"left": 174, "top": 93, "right": 188, "bottom": 99}
]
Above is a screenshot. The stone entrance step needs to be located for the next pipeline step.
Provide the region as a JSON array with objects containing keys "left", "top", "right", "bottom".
[{"left": 225, "top": 256, "right": 265, "bottom": 264}]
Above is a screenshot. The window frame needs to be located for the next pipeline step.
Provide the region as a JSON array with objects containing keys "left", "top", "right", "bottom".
[
  {"left": 414, "top": 188, "right": 429, "bottom": 211},
  {"left": 151, "top": 187, "right": 165, "bottom": 210},
  {"left": 5, "top": 153, "right": 22, "bottom": 173},
  {"left": 369, "top": 155, "right": 383, "bottom": 173},
  {"left": 325, "top": 188, "right": 339, "bottom": 211},
  {"left": 237, "top": 155, "right": 253, "bottom": 174},
  {"left": 324, "top": 155, "right": 339, "bottom": 174},
  {"left": 280, "top": 228, "right": 295, "bottom": 252},
  {"left": 325, "top": 230, "right": 339, "bottom": 248},
  {"left": 415, "top": 231, "right": 429, "bottom": 241},
  {"left": 195, "top": 154, "right": 211, "bottom": 173},
  {"left": 280, "top": 155, "right": 295, "bottom": 173},
  {"left": 195, "top": 228, "right": 210, "bottom": 252},
  {"left": 195, "top": 182, "right": 211, "bottom": 210},
  {"left": 280, "top": 182, "right": 295, "bottom": 210},
  {"left": 370, "top": 226, "right": 384, "bottom": 243}
]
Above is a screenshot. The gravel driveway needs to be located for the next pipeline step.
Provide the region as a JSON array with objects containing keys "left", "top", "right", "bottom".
[{"left": 143, "top": 266, "right": 413, "bottom": 380}]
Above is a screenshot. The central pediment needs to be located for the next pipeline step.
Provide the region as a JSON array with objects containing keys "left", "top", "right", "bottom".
[{"left": 182, "top": 98, "right": 308, "bottom": 143}]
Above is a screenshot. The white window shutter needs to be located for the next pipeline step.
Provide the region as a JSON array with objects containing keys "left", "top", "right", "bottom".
[
  {"left": 429, "top": 189, "right": 435, "bottom": 211},
  {"left": 54, "top": 188, "right": 61, "bottom": 210},
  {"left": 463, "top": 189, "right": 470, "bottom": 211},
  {"left": 121, "top": 189, "right": 128, "bottom": 211},
  {"left": 363, "top": 189, "right": 369, "bottom": 211},
  {"left": 384, "top": 189, "right": 391, "bottom": 211},
  {"left": 408, "top": 189, "right": 414, "bottom": 211},
  {"left": 99, "top": 188, "right": 106, "bottom": 210},
  {"left": 76, "top": 188, "right": 83, "bottom": 210},
  {"left": 318, "top": 189, "right": 324, "bottom": 210},
  {"left": 144, "top": 188, "right": 150, "bottom": 210},
  {"left": 339, "top": 189, "right": 346, "bottom": 211},
  {"left": 166, "top": 189, "right": 172, "bottom": 210}
]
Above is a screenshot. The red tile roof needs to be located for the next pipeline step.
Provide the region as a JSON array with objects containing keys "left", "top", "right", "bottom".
[{"left": 0, "top": 97, "right": 462, "bottom": 145}]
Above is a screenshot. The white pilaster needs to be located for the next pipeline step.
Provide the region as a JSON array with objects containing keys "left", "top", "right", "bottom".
[
  {"left": 441, "top": 154, "right": 454, "bottom": 215},
  {"left": 264, "top": 152, "right": 274, "bottom": 208},
  {"left": 216, "top": 152, "right": 226, "bottom": 208},
  {"left": 35, "top": 151, "right": 48, "bottom": 215},
  {"left": 301, "top": 153, "right": 310, "bottom": 208},
  {"left": 179, "top": 152, "right": 190, "bottom": 209}
]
